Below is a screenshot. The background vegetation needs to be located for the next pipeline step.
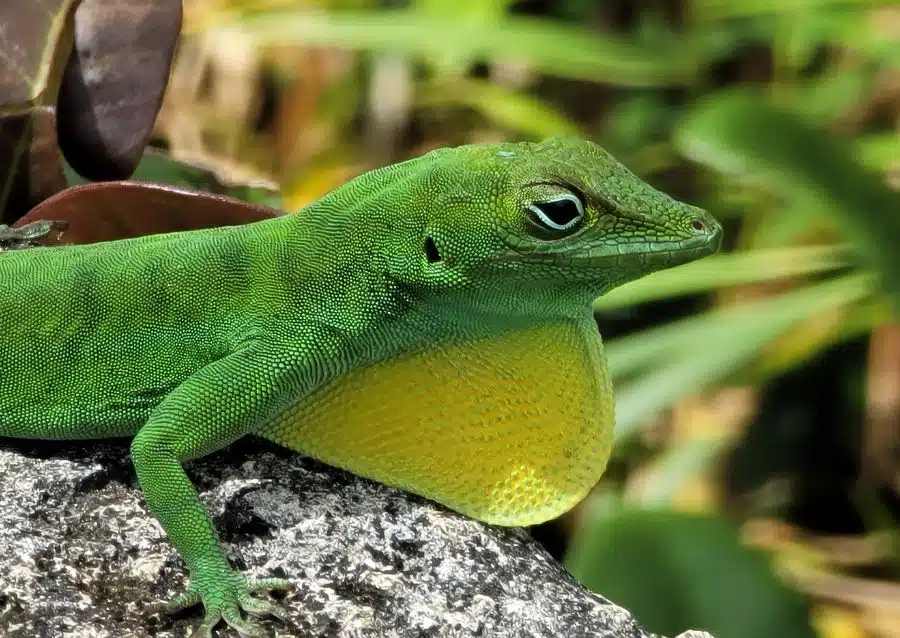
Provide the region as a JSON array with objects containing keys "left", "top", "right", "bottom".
[
  {"left": 161, "top": 1, "right": 900, "bottom": 636},
  {"left": 8, "top": 0, "right": 900, "bottom": 636}
]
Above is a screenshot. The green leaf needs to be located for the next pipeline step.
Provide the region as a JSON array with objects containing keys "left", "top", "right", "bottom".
[
  {"left": 418, "top": 79, "right": 581, "bottom": 138},
  {"left": 855, "top": 133, "right": 900, "bottom": 172},
  {"left": 594, "top": 245, "right": 850, "bottom": 310},
  {"left": 211, "top": 9, "right": 697, "bottom": 87},
  {"left": 606, "top": 94, "right": 673, "bottom": 151},
  {"left": 634, "top": 437, "right": 732, "bottom": 506},
  {"left": 412, "top": 0, "right": 517, "bottom": 22},
  {"left": 786, "top": 68, "right": 876, "bottom": 124},
  {"left": 564, "top": 509, "right": 817, "bottom": 638},
  {"left": 606, "top": 274, "right": 875, "bottom": 439},
  {"left": 676, "top": 91, "right": 900, "bottom": 312},
  {"left": 693, "top": 0, "right": 889, "bottom": 22}
]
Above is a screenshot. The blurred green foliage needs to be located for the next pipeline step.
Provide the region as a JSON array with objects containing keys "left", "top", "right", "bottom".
[
  {"left": 140, "top": 1, "right": 900, "bottom": 636},
  {"left": 566, "top": 507, "right": 817, "bottom": 638}
]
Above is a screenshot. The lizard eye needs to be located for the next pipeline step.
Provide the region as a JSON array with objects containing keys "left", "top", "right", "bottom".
[{"left": 527, "top": 194, "right": 584, "bottom": 234}]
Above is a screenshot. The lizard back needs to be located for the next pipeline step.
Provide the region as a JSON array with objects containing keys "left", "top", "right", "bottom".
[{"left": 0, "top": 221, "right": 286, "bottom": 438}]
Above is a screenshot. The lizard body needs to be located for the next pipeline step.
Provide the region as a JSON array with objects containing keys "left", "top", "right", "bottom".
[{"left": 0, "top": 137, "right": 721, "bottom": 636}]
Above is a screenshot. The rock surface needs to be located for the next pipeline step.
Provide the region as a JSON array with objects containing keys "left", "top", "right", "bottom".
[{"left": 0, "top": 438, "right": 716, "bottom": 638}]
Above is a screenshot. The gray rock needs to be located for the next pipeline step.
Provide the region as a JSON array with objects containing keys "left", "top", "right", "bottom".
[{"left": 0, "top": 438, "right": 715, "bottom": 638}]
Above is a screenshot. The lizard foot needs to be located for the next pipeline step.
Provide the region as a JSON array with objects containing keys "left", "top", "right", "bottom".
[{"left": 157, "top": 573, "right": 293, "bottom": 638}]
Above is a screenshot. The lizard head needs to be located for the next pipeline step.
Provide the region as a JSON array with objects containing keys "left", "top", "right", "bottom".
[{"left": 384, "top": 136, "right": 722, "bottom": 314}]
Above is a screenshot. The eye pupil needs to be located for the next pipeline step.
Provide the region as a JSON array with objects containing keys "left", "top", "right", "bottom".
[
  {"left": 528, "top": 194, "right": 584, "bottom": 233},
  {"left": 537, "top": 199, "right": 580, "bottom": 227}
]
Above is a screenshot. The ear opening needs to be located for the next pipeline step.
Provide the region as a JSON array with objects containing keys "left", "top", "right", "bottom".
[{"left": 424, "top": 236, "right": 442, "bottom": 263}]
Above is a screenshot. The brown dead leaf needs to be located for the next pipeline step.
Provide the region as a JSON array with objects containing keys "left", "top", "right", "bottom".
[
  {"left": 13, "top": 181, "right": 281, "bottom": 245},
  {"left": 0, "top": 0, "right": 78, "bottom": 221},
  {"left": 57, "top": 0, "right": 183, "bottom": 180}
]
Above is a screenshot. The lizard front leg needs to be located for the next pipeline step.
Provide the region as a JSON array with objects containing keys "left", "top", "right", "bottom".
[{"left": 130, "top": 340, "right": 312, "bottom": 637}]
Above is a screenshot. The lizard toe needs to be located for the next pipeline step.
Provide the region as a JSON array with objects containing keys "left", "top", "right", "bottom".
[
  {"left": 238, "top": 593, "right": 291, "bottom": 621},
  {"left": 156, "top": 571, "right": 291, "bottom": 637},
  {"left": 246, "top": 577, "right": 293, "bottom": 592},
  {"left": 156, "top": 588, "right": 202, "bottom": 614},
  {"left": 221, "top": 604, "right": 268, "bottom": 637},
  {"left": 188, "top": 610, "right": 221, "bottom": 638}
]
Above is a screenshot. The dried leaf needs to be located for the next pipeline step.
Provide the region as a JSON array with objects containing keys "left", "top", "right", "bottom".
[
  {"left": 14, "top": 181, "right": 281, "bottom": 245},
  {"left": 0, "top": 108, "right": 68, "bottom": 222},
  {"left": 0, "top": 0, "right": 77, "bottom": 220},
  {"left": 57, "top": 0, "right": 182, "bottom": 180},
  {"left": 0, "top": 0, "right": 75, "bottom": 105}
]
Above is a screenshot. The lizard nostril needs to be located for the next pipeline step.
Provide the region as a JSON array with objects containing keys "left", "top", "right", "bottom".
[{"left": 691, "top": 218, "right": 706, "bottom": 232}]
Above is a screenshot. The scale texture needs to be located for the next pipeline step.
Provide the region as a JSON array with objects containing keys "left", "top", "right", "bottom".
[{"left": 0, "top": 137, "right": 722, "bottom": 635}]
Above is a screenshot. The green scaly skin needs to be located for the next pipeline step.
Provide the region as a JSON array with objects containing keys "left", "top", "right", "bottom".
[{"left": 0, "top": 137, "right": 722, "bottom": 636}]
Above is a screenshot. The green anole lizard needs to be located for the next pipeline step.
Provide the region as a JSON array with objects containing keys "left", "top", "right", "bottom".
[{"left": 0, "top": 137, "right": 722, "bottom": 637}]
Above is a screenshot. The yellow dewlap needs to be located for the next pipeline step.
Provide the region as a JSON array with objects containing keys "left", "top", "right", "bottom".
[{"left": 258, "top": 320, "right": 615, "bottom": 526}]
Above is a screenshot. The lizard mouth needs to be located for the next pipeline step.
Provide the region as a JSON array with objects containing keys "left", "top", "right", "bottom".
[
  {"left": 502, "top": 216, "right": 723, "bottom": 270},
  {"left": 573, "top": 222, "right": 722, "bottom": 268}
]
